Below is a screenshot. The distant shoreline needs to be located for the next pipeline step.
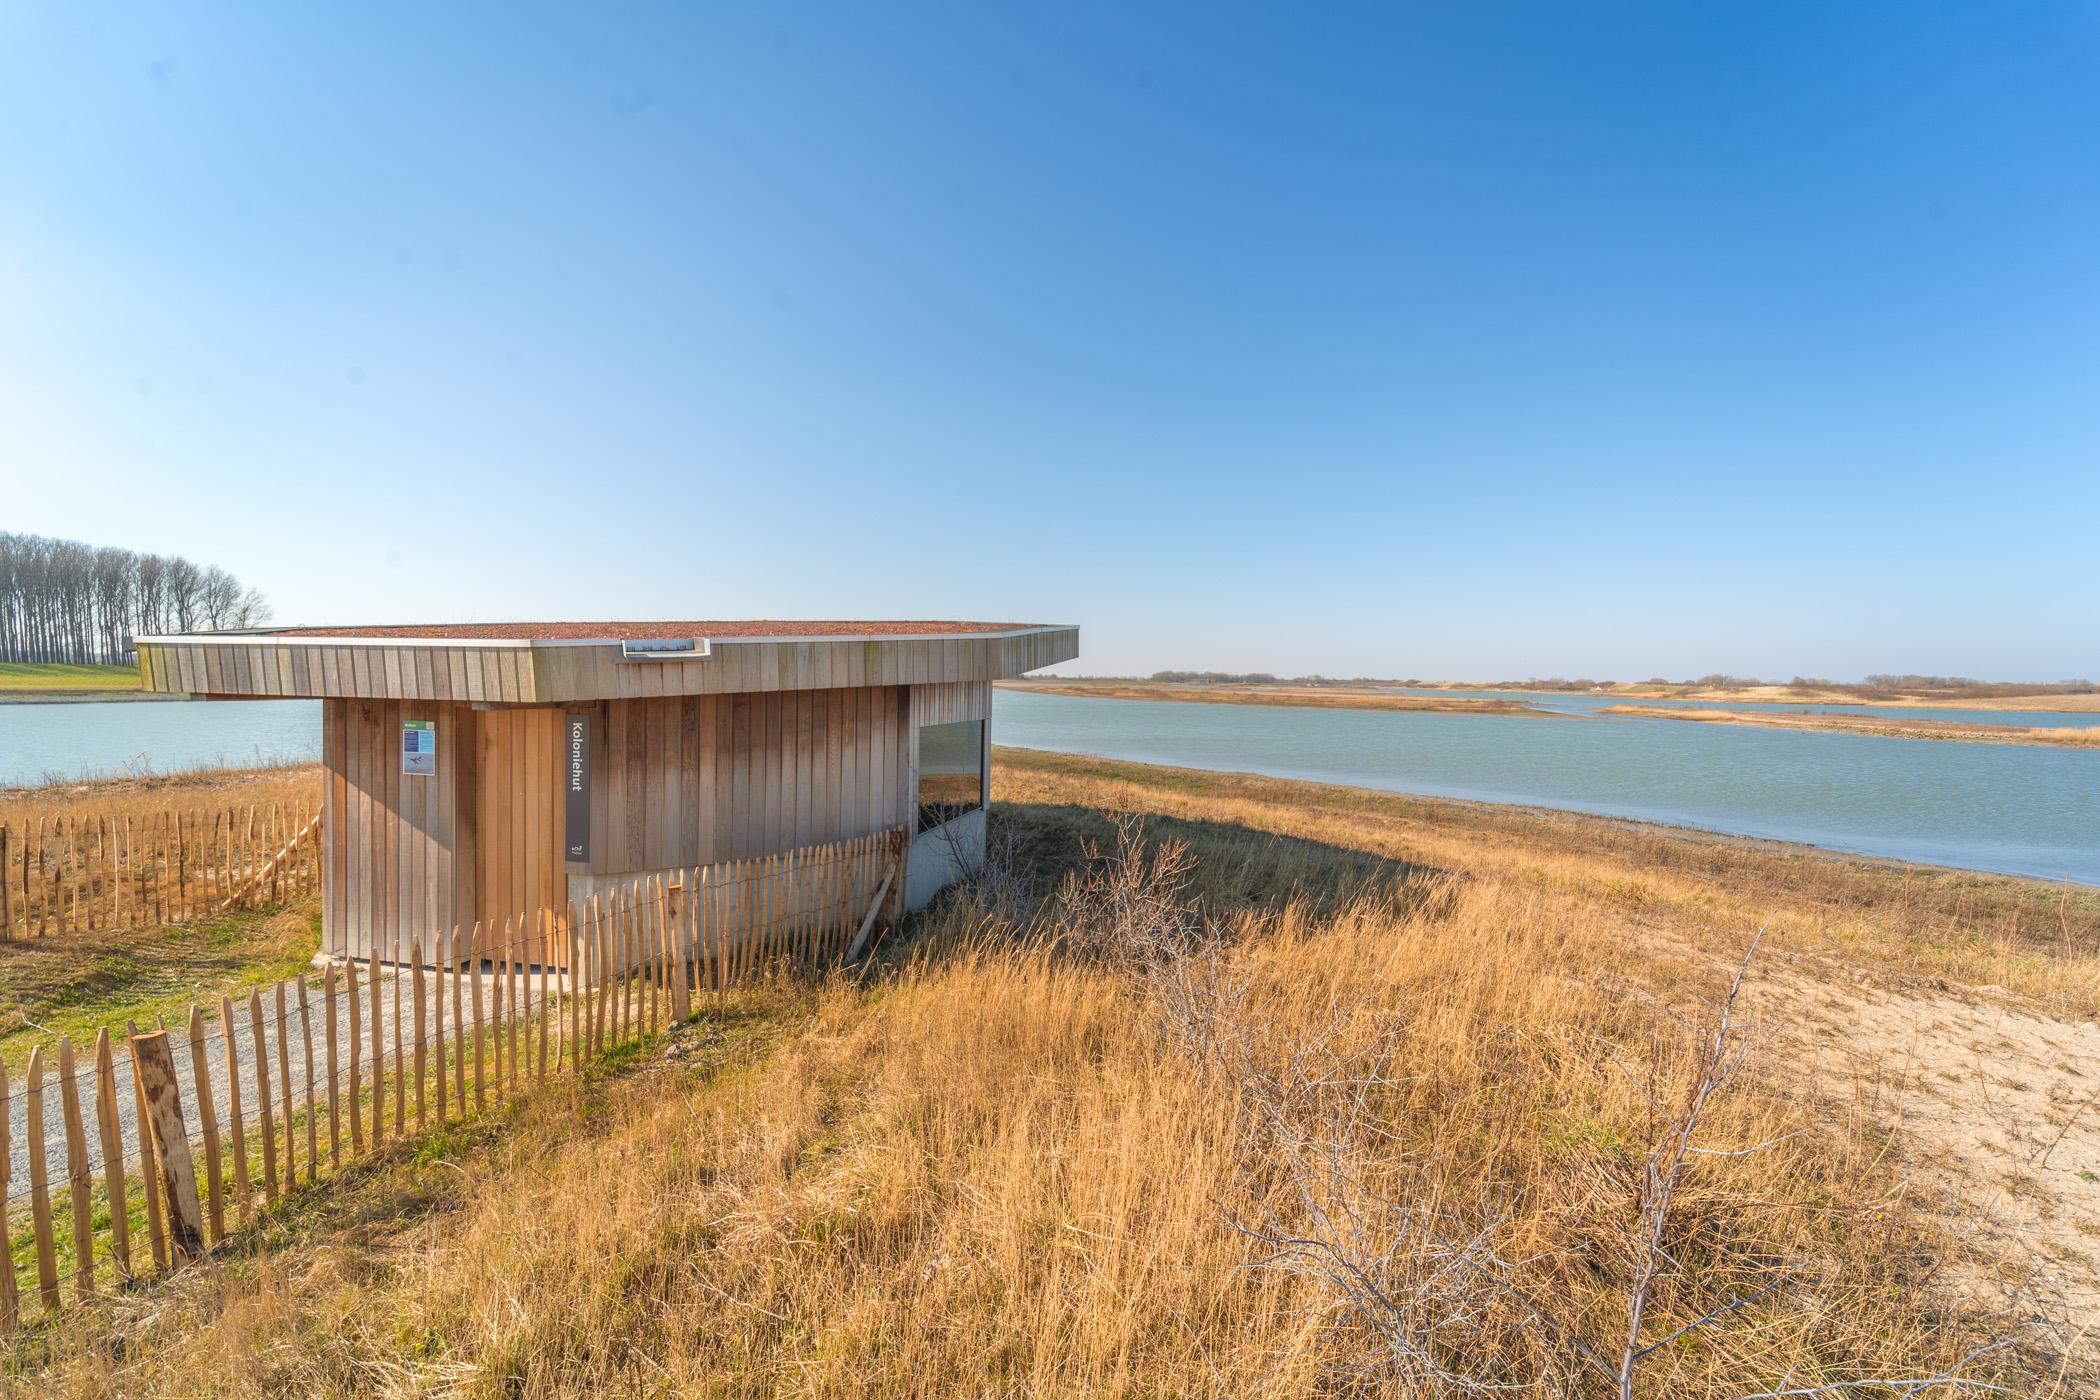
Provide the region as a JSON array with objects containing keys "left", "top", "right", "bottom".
[
  {"left": 0, "top": 691, "right": 190, "bottom": 705},
  {"left": 1603, "top": 704, "right": 2100, "bottom": 749},
  {"left": 993, "top": 679, "right": 1555, "bottom": 716},
  {"left": 1409, "top": 680, "right": 2100, "bottom": 713}
]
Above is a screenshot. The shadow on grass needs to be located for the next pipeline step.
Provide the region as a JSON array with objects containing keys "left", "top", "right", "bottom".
[{"left": 948, "top": 800, "right": 1451, "bottom": 925}]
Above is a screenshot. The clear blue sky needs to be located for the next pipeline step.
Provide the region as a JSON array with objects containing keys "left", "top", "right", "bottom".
[{"left": 4, "top": 4, "right": 2096, "bottom": 679}]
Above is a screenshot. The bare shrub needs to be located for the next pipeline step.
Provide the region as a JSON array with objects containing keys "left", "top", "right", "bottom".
[
  {"left": 1224, "top": 1006, "right": 1578, "bottom": 1394},
  {"left": 1051, "top": 811, "right": 1202, "bottom": 969},
  {"left": 966, "top": 818, "right": 1037, "bottom": 925}
]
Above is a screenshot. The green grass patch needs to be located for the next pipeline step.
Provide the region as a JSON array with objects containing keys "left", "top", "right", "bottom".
[
  {"left": 0, "top": 904, "right": 323, "bottom": 1074},
  {"left": 0, "top": 663, "right": 140, "bottom": 695}
]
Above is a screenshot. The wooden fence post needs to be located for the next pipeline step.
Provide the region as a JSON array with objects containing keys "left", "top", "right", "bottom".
[
  {"left": 93, "top": 1029, "right": 133, "bottom": 1276},
  {"left": 250, "top": 990, "right": 278, "bottom": 1201},
  {"left": 298, "top": 976, "right": 317, "bottom": 1183},
  {"left": 470, "top": 935, "right": 486, "bottom": 1109},
  {"left": 538, "top": 912, "right": 551, "bottom": 1082},
  {"left": 24, "top": 1046, "right": 60, "bottom": 1312},
  {"left": 185, "top": 1007, "right": 225, "bottom": 1243},
  {"left": 218, "top": 995, "right": 251, "bottom": 1226},
  {"left": 643, "top": 880, "right": 658, "bottom": 1030},
  {"left": 492, "top": 921, "right": 509, "bottom": 1097},
  {"left": 567, "top": 902, "right": 583, "bottom": 1067},
  {"left": 0, "top": 1062, "right": 17, "bottom": 1328},
  {"left": 413, "top": 950, "right": 428, "bottom": 1131},
  {"left": 131, "top": 1031, "right": 207, "bottom": 1262},
  {"left": 369, "top": 942, "right": 384, "bottom": 1148},
  {"left": 845, "top": 864, "right": 897, "bottom": 965},
  {"left": 612, "top": 891, "right": 627, "bottom": 1048},
  {"left": 324, "top": 964, "right": 341, "bottom": 1167},
  {"left": 434, "top": 927, "right": 449, "bottom": 1123},
  {"left": 582, "top": 896, "right": 598, "bottom": 1057},
  {"left": 608, "top": 893, "right": 625, "bottom": 1046},
  {"left": 451, "top": 926, "right": 468, "bottom": 1109},
  {"left": 57, "top": 1037, "right": 96, "bottom": 1297},
  {"left": 346, "top": 961, "right": 363, "bottom": 1155},
  {"left": 558, "top": 906, "right": 574, "bottom": 1070},
  {"left": 667, "top": 877, "right": 691, "bottom": 1023},
  {"left": 391, "top": 927, "right": 406, "bottom": 1137},
  {"left": 275, "top": 982, "right": 296, "bottom": 1186},
  {"left": 507, "top": 931, "right": 522, "bottom": 1086}
]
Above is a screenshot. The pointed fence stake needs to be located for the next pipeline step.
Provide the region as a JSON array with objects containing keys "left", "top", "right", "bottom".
[
  {"left": 94, "top": 1029, "right": 134, "bottom": 1275},
  {"left": 185, "top": 1006, "right": 225, "bottom": 1242},
  {"left": 218, "top": 996, "right": 250, "bottom": 1227},
  {"left": 57, "top": 1037, "right": 96, "bottom": 1297},
  {"left": 131, "top": 1030, "right": 206, "bottom": 1262}
]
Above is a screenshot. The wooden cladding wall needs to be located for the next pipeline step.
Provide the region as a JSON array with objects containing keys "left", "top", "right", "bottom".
[
  {"left": 910, "top": 679, "right": 992, "bottom": 729},
  {"left": 146, "top": 642, "right": 538, "bottom": 704},
  {"left": 321, "top": 687, "right": 918, "bottom": 965},
  {"left": 137, "top": 626, "right": 1078, "bottom": 703},
  {"left": 322, "top": 699, "right": 473, "bottom": 962},
  {"left": 584, "top": 685, "right": 910, "bottom": 877},
  {"left": 475, "top": 709, "right": 566, "bottom": 964}
]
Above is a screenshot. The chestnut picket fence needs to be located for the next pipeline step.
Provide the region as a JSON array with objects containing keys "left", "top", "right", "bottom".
[{"left": 0, "top": 825, "right": 906, "bottom": 1328}]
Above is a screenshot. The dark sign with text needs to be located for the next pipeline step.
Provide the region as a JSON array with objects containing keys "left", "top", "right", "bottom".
[{"left": 564, "top": 713, "right": 590, "bottom": 863}]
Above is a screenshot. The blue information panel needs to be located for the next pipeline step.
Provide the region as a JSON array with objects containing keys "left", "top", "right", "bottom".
[{"left": 402, "top": 719, "right": 437, "bottom": 776}]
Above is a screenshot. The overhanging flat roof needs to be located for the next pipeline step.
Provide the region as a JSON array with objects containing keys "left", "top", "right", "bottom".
[
  {"left": 263, "top": 619, "right": 1041, "bottom": 642},
  {"left": 134, "top": 621, "right": 1078, "bottom": 703}
]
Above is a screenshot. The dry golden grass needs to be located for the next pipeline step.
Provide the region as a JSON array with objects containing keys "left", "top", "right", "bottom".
[
  {"left": 1605, "top": 705, "right": 2100, "bottom": 748},
  {"left": 995, "top": 751, "right": 2100, "bottom": 1017},
  {"left": 0, "top": 762, "right": 322, "bottom": 828},
  {"left": 6, "top": 752, "right": 2093, "bottom": 1395}
]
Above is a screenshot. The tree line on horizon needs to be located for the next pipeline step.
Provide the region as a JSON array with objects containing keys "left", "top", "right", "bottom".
[
  {"left": 1495, "top": 673, "right": 2096, "bottom": 696},
  {"left": 1146, "top": 670, "right": 1411, "bottom": 687},
  {"left": 0, "top": 530, "right": 270, "bottom": 665}
]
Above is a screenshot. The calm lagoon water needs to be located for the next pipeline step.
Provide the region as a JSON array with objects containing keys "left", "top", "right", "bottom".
[
  {"left": 1, "top": 699, "right": 321, "bottom": 786},
  {"left": 6, "top": 692, "right": 2096, "bottom": 887},
  {"left": 994, "top": 690, "right": 2100, "bottom": 886}
]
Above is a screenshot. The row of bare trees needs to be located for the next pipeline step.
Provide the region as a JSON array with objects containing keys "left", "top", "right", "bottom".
[{"left": 0, "top": 531, "right": 269, "bottom": 664}]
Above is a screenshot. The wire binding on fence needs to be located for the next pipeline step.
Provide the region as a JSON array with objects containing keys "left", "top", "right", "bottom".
[
  {"left": 0, "top": 801, "right": 324, "bottom": 941},
  {"left": 0, "top": 824, "right": 907, "bottom": 1326}
]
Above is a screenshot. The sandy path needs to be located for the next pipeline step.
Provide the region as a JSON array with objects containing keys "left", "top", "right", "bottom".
[{"left": 1751, "top": 963, "right": 2100, "bottom": 1347}]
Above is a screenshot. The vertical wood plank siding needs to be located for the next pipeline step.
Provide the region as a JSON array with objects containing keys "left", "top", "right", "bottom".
[
  {"left": 588, "top": 685, "right": 910, "bottom": 875},
  {"left": 475, "top": 709, "right": 564, "bottom": 960},
  {"left": 322, "top": 699, "right": 469, "bottom": 960},
  {"left": 320, "top": 685, "right": 915, "bottom": 963}
]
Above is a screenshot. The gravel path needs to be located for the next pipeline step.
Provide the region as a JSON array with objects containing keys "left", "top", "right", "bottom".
[{"left": 6, "top": 964, "right": 569, "bottom": 1207}]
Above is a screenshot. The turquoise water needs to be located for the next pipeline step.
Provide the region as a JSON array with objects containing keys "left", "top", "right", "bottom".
[
  {"left": 7, "top": 693, "right": 2096, "bottom": 886},
  {"left": 993, "top": 690, "right": 2100, "bottom": 886},
  {"left": 0, "top": 699, "right": 322, "bottom": 786}
]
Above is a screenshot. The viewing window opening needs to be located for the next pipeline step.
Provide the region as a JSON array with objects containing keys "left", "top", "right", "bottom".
[{"left": 917, "top": 719, "right": 984, "bottom": 833}]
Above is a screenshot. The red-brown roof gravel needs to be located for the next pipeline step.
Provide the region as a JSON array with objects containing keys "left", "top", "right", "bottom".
[{"left": 265, "top": 620, "right": 1043, "bottom": 641}]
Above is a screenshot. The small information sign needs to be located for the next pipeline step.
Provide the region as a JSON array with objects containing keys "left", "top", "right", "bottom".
[{"left": 402, "top": 719, "right": 437, "bottom": 776}]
